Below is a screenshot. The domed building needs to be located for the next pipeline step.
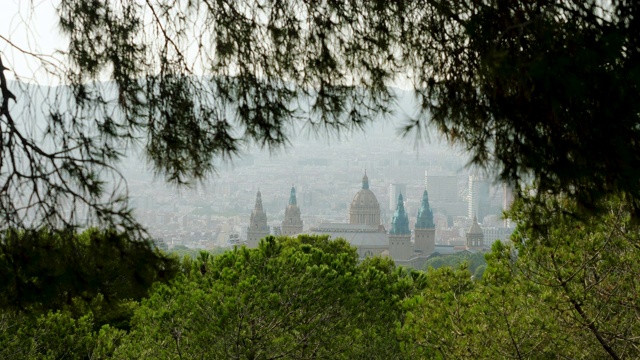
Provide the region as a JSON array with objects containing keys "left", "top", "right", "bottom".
[
  {"left": 302, "top": 176, "right": 446, "bottom": 267},
  {"left": 349, "top": 172, "right": 381, "bottom": 227},
  {"left": 309, "top": 172, "right": 388, "bottom": 259}
]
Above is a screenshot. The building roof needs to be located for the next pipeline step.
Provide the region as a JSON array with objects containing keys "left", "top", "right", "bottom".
[
  {"left": 312, "top": 222, "right": 381, "bottom": 232},
  {"left": 433, "top": 245, "right": 460, "bottom": 255},
  {"left": 309, "top": 223, "right": 389, "bottom": 247}
]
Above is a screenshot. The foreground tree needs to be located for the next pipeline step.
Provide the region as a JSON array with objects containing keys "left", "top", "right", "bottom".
[
  {"left": 0, "top": 228, "right": 177, "bottom": 311},
  {"left": 509, "top": 194, "right": 640, "bottom": 359},
  {"left": 3, "top": 226, "right": 638, "bottom": 359},
  {"left": 401, "top": 194, "right": 640, "bottom": 359},
  {"left": 0, "top": 306, "right": 127, "bottom": 360},
  {"left": 424, "top": 250, "right": 486, "bottom": 275},
  {"left": 2, "top": 0, "right": 639, "bottom": 231},
  {"left": 117, "top": 235, "right": 420, "bottom": 359}
]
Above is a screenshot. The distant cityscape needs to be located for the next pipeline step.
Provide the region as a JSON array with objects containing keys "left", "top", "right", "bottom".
[{"left": 120, "top": 122, "right": 516, "bottom": 263}]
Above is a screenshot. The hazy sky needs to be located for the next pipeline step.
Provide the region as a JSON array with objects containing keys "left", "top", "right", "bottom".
[
  {"left": 0, "top": 0, "right": 460, "bottom": 154},
  {"left": 0, "top": 1, "right": 64, "bottom": 83},
  {"left": 0, "top": 1, "right": 417, "bottom": 88}
]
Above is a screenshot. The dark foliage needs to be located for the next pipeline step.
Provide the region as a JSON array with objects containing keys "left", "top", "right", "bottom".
[{"left": 0, "top": 228, "right": 178, "bottom": 311}]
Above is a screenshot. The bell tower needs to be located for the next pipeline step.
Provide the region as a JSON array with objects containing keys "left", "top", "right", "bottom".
[
  {"left": 247, "top": 191, "right": 270, "bottom": 248},
  {"left": 415, "top": 189, "right": 435, "bottom": 256},
  {"left": 389, "top": 193, "right": 412, "bottom": 260},
  {"left": 282, "top": 186, "right": 303, "bottom": 236},
  {"left": 466, "top": 216, "right": 484, "bottom": 249}
]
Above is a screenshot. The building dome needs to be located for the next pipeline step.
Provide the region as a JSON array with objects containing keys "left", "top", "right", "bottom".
[
  {"left": 349, "top": 172, "right": 381, "bottom": 226},
  {"left": 351, "top": 188, "right": 380, "bottom": 210},
  {"left": 468, "top": 216, "right": 483, "bottom": 235}
]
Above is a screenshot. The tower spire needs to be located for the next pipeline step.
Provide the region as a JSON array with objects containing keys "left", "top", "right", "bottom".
[
  {"left": 415, "top": 189, "right": 436, "bottom": 256},
  {"left": 289, "top": 185, "right": 297, "bottom": 205},
  {"left": 416, "top": 189, "right": 435, "bottom": 229},
  {"left": 390, "top": 193, "right": 410, "bottom": 235},
  {"left": 362, "top": 170, "right": 369, "bottom": 189},
  {"left": 282, "top": 185, "right": 303, "bottom": 236},
  {"left": 254, "top": 190, "right": 264, "bottom": 212},
  {"left": 247, "top": 190, "right": 269, "bottom": 248}
]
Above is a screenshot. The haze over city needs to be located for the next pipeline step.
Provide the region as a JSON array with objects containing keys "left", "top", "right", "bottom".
[{"left": 121, "top": 116, "right": 513, "bottom": 260}]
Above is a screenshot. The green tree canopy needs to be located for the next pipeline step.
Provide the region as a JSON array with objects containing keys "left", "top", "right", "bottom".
[
  {"left": 116, "top": 235, "right": 421, "bottom": 359},
  {"left": 2, "top": 226, "right": 639, "bottom": 359},
  {"left": 424, "top": 251, "right": 487, "bottom": 275},
  {"left": 401, "top": 194, "right": 640, "bottom": 359}
]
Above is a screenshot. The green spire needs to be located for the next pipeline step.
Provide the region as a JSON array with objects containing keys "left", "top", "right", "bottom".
[
  {"left": 416, "top": 190, "right": 435, "bottom": 229},
  {"left": 390, "top": 193, "right": 411, "bottom": 235},
  {"left": 289, "top": 186, "right": 297, "bottom": 206}
]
